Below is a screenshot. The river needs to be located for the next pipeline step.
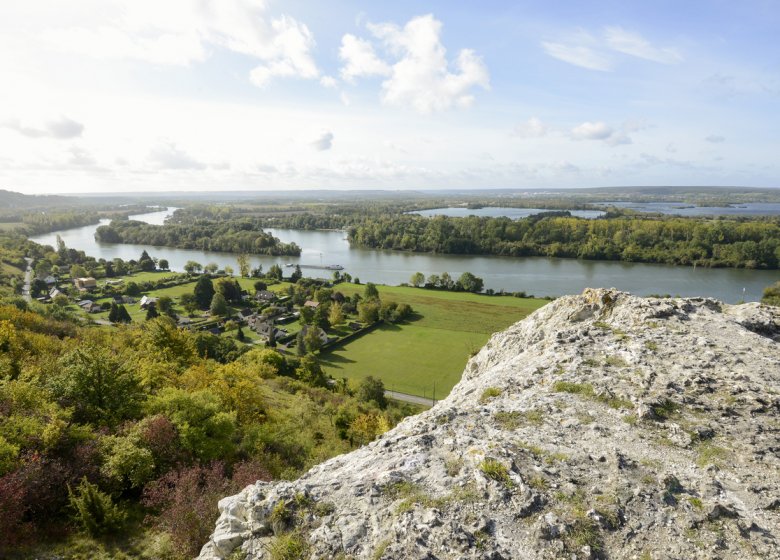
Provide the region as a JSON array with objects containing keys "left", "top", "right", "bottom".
[{"left": 29, "top": 208, "right": 778, "bottom": 303}]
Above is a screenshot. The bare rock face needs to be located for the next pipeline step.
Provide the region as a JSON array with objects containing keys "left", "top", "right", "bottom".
[{"left": 199, "top": 289, "right": 780, "bottom": 560}]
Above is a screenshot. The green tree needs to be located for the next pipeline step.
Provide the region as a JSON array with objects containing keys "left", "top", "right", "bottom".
[
  {"left": 363, "top": 282, "right": 379, "bottom": 300},
  {"left": 68, "top": 477, "right": 127, "bottom": 536},
  {"left": 204, "top": 262, "right": 218, "bottom": 275},
  {"left": 304, "top": 327, "right": 323, "bottom": 353},
  {"left": 763, "top": 280, "right": 780, "bottom": 306},
  {"left": 70, "top": 264, "right": 88, "bottom": 279},
  {"left": 267, "top": 264, "right": 283, "bottom": 280},
  {"left": 184, "top": 260, "right": 202, "bottom": 275},
  {"left": 237, "top": 254, "right": 251, "bottom": 277},
  {"left": 125, "top": 281, "right": 141, "bottom": 297},
  {"left": 290, "top": 265, "right": 302, "bottom": 283},
  {"left": 209, "top": 293, "right": 228, "bottom": 316},
  {"left": 328, "top": 302, "right": 344, "bottom": 326},
  {"left": 180, "top": 293, "right": 199, "bottom": 314},
  {"left": 52, "top": 346, "right": 143, "bottom": 426},
  {"left": 457, "top": 271, "right": 484, "bottom": 293},
  {"left": 410, "top": 272, "right": 425, "bottom": 287},
  {"left": 157, "top": 295, "right": 175, "bottom": 317},
  {"left": 145, "top": 302, "right": 159, "bottom": 320},
  {"left": 254, "top": 280, "right": 267, "bottom": 292},
  {"left": 108, "top": 302, "right": 118, "bottom": 322},
  {"left": 356, "top": 376, "right": 387, "bottom": 409},
  {"left": 194, "top": 276, "right": 215, "bottom": 309},
  {"left": 358, "top": 300, "right": 380, "bottom": 323},
  {"left": 116, "top": 304, "right": 132, "bottom": 323},
  {"left": 158, "top": 258, "right": 169, "bottom": 270}
]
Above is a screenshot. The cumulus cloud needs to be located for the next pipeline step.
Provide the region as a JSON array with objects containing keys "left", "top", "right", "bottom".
[
  {"left": 319, "top": 75, "right": 338, "bottom": 88},
  {"left": 543, "top": 26, "right": 682, "bottom": 71},
  {"left": 512, "top": 117, "right": 548, "bottom": 138},
  {"left": 1, "top": 116, "right": 84, "bottom": 139},
  {"left": 705, "top": 135, "right": 725, "bottom": 143},
  {"left": 339, "top": 34, "right": 391, "bottom": 81},
  {"left": 311, "top": 131, "right": 334, "bottom": 151},
  {"left": 571, "top": 121, "right": 632, "bottom": 146},
  {"left": 42, "top": 0, "right": 319, "bottom": 87},
  {"left": 149, "top": 142, "right": 206, "bottom": 170},
  {"left": 338, "top": 14, "right": 489, "bottom": 113}
]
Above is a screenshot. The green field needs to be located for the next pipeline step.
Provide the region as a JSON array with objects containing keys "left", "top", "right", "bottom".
[{"left": 320, "top": 284, "right": 548, "bottom": 398}]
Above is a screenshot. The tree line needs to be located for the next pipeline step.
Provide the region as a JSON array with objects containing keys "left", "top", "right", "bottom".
[{"left": 95, "top": 218, "right": 301, "bottom": 256}]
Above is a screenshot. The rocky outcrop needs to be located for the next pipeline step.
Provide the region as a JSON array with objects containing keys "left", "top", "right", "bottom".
[{"left": 199, "top": 289, "right": 780, "bottom": 559}]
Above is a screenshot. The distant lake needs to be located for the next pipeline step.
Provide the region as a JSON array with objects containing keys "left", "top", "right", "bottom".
[
  {"left": 602, "top": 201, "right": 780, "bottom": 217},
  {"left": 409, "top": 207, "right": 605, "bottom": 219},
  {"left": 29, "top": 208, "right": 779, "bottom": 303}
]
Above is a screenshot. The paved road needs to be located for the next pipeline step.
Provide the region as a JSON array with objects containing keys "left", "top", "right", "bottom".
[
  {"left": 22, "top": 257, "right": 33, "bottom": 301},
  {"left": 385, "top": 390, "right": 436, "bottom": 407}
]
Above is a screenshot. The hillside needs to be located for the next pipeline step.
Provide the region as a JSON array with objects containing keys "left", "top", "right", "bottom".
[{"left": 199, "top": 288, "right": 780, "bottom": 560}]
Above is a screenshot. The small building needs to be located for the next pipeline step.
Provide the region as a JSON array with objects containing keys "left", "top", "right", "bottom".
[
  {"left": 348, "top": 321, "right": 362, "bottom": 331},
  {"left": 74, "top": 277, "right": 97, "bottom": 290},
  {"left": 303, "top": 300, "right": 320, "bottom": 309},
  {"left": 139, "top": 295, "right": 158, "bottom": 309},
  {"left": 77, "top": 299, "right": 101, "bottom": 313},
  {"left": 49, "top": 288, "right": 63, "bottom": 299},
  {"left": 43, "top": 275, "right": 57, "bottom": 286},
  {"left": 238, "top": 308, "right": 255, "bottom": 321},
  {"left": 300, "top": 324, "right": 329, "bottom": 345},
  {"left": 255, "top": 290, "right": 276, "bottom": 303}
]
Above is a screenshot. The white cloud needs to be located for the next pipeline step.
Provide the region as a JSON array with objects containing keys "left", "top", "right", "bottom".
[
  {"left": 604, "top": 26, "right": 682, "bottom": 64},
  {"left": 571, "top": 121, "right": 632, "bottom": 146},
  {"left": 42, "top": 0, "right": 319, "bottom": 87},
  {"left": 149, "top": 142, "right": 206, "bottom": 170},
  {"left": 541, "top": 41, "right": 613, "bottom": 71},
  {"left": 311, "top": 131, "right": 334, "bottom": 151},
  {"left": 339, "top": 34, "right": 391, "bottom": 81},
  {"left": 571, "top": 121, "right": 614, "bottom": 140},
  {"left": 512, "top": 117, "right": 548, "bottom": 138},
  {"left": 319, "top": 75, "right": 338, "bottom": 88},
  {"left": 1, "top": 116, "right": 84, "bottom": 139},
  {"left": 543, "top": 26, "right": 682, "bottom": 71},
  {"left": 705, "top": 135, "right": 725, "bottom": 143},
  {"left": 339, "top": 14, "right": 489, "bottom": 113}
]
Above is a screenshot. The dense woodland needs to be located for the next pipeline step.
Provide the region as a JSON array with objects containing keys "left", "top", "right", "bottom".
[
  {"left": 237, "top": 208, "right": 780, "bottom": 269},
  {"left": 95, "top": 218, "right": 301, "bottom": 256},
  {"left": 0, "top": 299, "right": 412, "bottom": 558}
]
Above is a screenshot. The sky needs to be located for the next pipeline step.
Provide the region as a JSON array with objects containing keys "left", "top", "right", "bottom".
[{"left": 0, "top": 0, "right": 778, "bottom": 194}]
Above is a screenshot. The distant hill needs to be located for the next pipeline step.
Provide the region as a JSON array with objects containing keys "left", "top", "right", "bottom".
[{"left": 0, "top": 189, "right": 77, "bottom": 209}]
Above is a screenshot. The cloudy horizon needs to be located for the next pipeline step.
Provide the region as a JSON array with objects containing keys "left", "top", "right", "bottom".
[{"left": 1, "top": 0, "right": 778, "bottom": 194}]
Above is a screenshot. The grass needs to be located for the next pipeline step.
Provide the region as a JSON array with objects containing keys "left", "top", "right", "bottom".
[
  {"left": 319, "top": 284, "right": 546, "bottom": 398},
  {"left": 479, "top": 387, "right": 502, "bottom": 403},
  {"left": 552, "top": 381, "right": 632, "bottom": 410},
  {"left": 479, "top": 458, "right": 513, "bottom": 487}
]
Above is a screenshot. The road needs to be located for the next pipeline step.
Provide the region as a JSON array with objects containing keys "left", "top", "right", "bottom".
[
  {"left": 22, "top": 257, "right": 33, "bottom": 301},
  {"left": 385, "top": 390, "right": 436, "bottom": 407}
]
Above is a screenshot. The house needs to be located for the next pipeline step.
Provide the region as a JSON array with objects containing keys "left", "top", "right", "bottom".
[
  {"left": 43, "top": 275, "right": 57, "bottom": 286},
  {"left": 348, "top": 321, "right": 362, "bottom": 331},
  {"left": 303, "top": 300, "right": 320, "bottom": 309},
  {"left": 49, "top": 288, "right": 63, "bottom": 299},
  {"left": 276, "top": 311, "right": 299, "bottom": 324},
  {"left": 300, "top": 324, "right": 329, "bottom": 345},
  {"left": 207, "top": 327, "right": 222, "bottom": 336},
  {"left": 139, "top": 295, "right": 158, "bottom": 309},
  {"left": 77, "top": 299, "right": 101, "bottom": 313},
  {"left": 238, "top": 308, "right": 255, "bottom": 321},
  {"left": 105, "top": 279, "right": 124, "bottom": 286},
  {"left": 74, "top": 277, "right": 97, "bottom": 290},
  {"left": 255, "top": 290, "right": 276, "bottom": 303}
]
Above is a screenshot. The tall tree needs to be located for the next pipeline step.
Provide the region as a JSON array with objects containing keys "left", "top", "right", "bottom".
[
  {"left": 236, "top": 254, "right": 250, "bottom": 278},
  {"left": 193, "top": 277, "right": 215, "bottom": 309},
  {"left": 209, "top": 293, "right": 228, "bottom": 316}
]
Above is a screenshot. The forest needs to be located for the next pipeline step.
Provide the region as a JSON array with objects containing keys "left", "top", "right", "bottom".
[
  {"left": 242, "top": 208, "right": 780, "bottom": 269},
  {"left": 95, "top": 218, "right": 301, "bottom": 256},
  {"left": 0, "top": 299, "right": 413, "bottom": 558}
]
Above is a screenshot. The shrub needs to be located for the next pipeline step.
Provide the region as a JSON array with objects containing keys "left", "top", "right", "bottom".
[
  {"left": 479, "top": 458, "right": 512, "bottom": 486},
  {"left": 68, "top": 477, "right": 126, "bottom": 536}
]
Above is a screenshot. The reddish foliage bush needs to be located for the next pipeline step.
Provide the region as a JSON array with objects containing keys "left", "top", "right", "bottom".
[
  {"left": 142, "top": 460, "right": 271, "bottom": 557},
  {"left": 137, "top": 414, "right": 183, "bottom": 469}
]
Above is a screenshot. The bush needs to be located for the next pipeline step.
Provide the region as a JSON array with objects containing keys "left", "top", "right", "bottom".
[{"left": 68, "top": 477, "right": 126, "bottom": 536}]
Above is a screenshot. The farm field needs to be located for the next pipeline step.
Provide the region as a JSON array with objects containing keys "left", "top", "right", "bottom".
[{"left": 320, "top": 284, "right": 548, "bottom": 398}]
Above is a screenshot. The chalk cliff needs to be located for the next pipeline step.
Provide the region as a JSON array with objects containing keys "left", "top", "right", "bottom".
[{"left": 199, "top": 289, "right": 780, "bottom": 559}]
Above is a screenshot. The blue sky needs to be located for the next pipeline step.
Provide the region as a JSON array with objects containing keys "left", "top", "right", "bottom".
[{"left": 0, "top": 0, "right": 777, "bottom": 193}]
